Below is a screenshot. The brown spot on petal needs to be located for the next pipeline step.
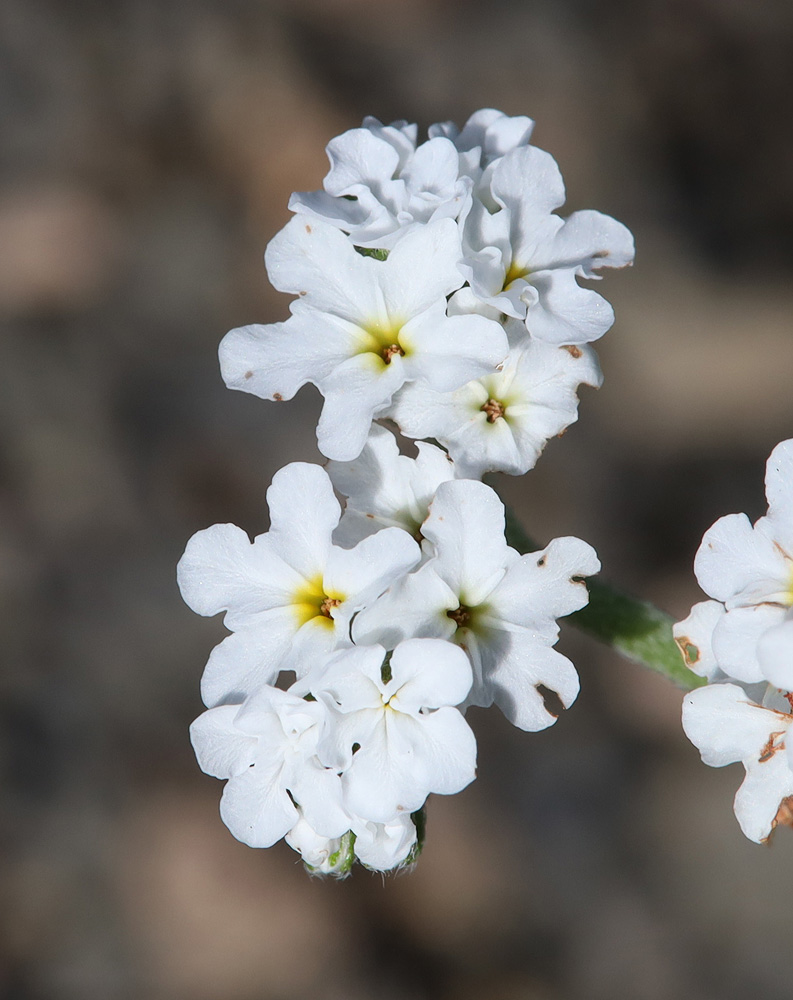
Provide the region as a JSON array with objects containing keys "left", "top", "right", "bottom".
[
  {"left": 563, "top": 345, "right": 582, "bottom": 359},
  {"left": 273, "top": 393, "right": 283, "bottom": 401},
  {"left": 298, "top": 290, "right": 307, "bottom": 296},
  {"left": 770, "top": 796, "right": 793, "bottom": 839},
  {"left": 305, "top": 224, "right": 312, "bottom": 234},
  {"left": 536, "top": 684, "right": 564, "bottom": 718},
  {"left": 675, "top": 635, "right": 700, "bottom": 667},
  {"left": 537, "top": 555, "right": 546, "bottom": 567},
  {"left": 758, "top": 731, "right": 786, "bottom": 763},
  {"left": 244, "top": 370, "right": 253, "bottom": 380}
]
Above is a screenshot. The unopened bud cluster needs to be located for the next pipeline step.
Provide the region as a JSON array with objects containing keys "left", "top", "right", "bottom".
[{"left": 178, "top": 110, "right": 633, "bottom": 873}]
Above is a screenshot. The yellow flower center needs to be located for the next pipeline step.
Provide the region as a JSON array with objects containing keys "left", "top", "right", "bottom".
[
  {"left": 357, "top": 320, "right": 410, "bottom": 369},
  {"left": 292, "top": 575, "right": 346, "bottom": 629},
  {"left": 502, "top": 261, "right": 531, "bottom": 290}
]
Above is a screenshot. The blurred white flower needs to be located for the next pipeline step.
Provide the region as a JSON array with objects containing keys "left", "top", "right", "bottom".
[{"left": 688, "top": 439, "right": 793, "bottom": 684}]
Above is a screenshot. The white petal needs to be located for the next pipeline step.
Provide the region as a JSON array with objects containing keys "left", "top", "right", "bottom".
[
  {"left": 736, "top": 750, "right": 793, "bottom": 844},
  {"left": 758, "top": 618, "right": 793, "bottom": 691},
  {"left": 200, "top": 623, "right": 293, "bottom": 707},
  {"left": 487, "top": 537, "right": 599, "bottom": 631},
  {"left": 682, "top": 683, "right": 788, "bottom": 766},
  {"left": 190, "top": 704, "right": 257, "bottom": 779},
  {"left": 763, "top": 439, "right": 793, "bottom": 555},
  {"left": 694, "top": 512, "right": 788, "bottom": 605},
  {"left": 531, "top": 210, "right": 635, "bottom": 276},
  {"left": 389, "top": 638, "right": 473, "bottom": 712},
  {"left": 490, "top": 146, "right": 566, "bottom": 217},
  {"left": 316, "top": 353, "right": 406, "bottom": 461},
  {"left": 711, "top": 603, "right": 785, "bottom": 683},
  {"left": 265, "top": 463, "right": 339, "bottom": 579},
  {"left": 525, "top": 268, "right": 616, "bottom": 345},
  {"left": 177, "top": 524, "right": 300, "bottom": 627},
  {"left": 324, "top": 526, "right": 420, "bottom": 612},
  {"left": 479, "top": 634, "right": 580, "bottom": 731},
  {"left": 265, "top": 216, "right": 385, "bottom": 321},
  {"left": 352, "top": 814, "right": 417, "bottom": 871},
  {"left": 219, "top": 764, "right": 297, "bottom": 849},
  {"left": 406, "top": 312, "right": 509, "bottom": 393},
  {"left": 672, "top": 600, "right": 726, "bottom": 680},
  {"left": 378, "top": 219, "right": 464, "bottom": 319},
  {"left": 219, "top": 315, "right": 356, "bottom": 402},
  {"left": 352, "top": 562, "right": 458, "bottom": 649},
  {"left": 423, "top": 480, "right": 510, "bottom": 606},
  {"left": 405, "top": 707, "right": 477, "bottom": 795},
  {"left": 287, "top": 759, "right": 350, "bottom": 839}
]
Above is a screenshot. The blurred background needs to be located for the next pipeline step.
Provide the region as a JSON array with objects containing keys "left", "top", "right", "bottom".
[{"left": 2, "top": 0, "right": 793, "bottom": 997}]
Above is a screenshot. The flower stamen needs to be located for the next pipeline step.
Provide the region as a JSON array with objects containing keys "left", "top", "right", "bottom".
[
  {"left": 481, "top": 398, "right": 506, "bottom": 423},
  {"left": 382, "top": 344, "right": 405, "bottom": 364},
  {"left": 320, "top": 596, "right": 341, "bottom": 618},
  {"left": 447, "top": 605, "right": 470, "bottom": 627}
]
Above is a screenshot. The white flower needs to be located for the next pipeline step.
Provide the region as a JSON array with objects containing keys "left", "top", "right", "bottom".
[
  {"left": 461, "top": 146, "right": 634, "bottom": 344},
  {"left": 219, "top": 218, "right": 508, "bottom": 461},
  {"left": 190, "top": 686, "right": 349, "bottom": 849},
  {"left": 354, "top": 480, "right": 600, "bottom": 731},
  {"left": 682, "top": 683, "right": 793, "bottom": 843},
  {"left": 177, "top": 462, "right": 419, "bottom": 706},
  {"left": 304, "top": 639, "right": 477, "bottom": 824},
  {"left": 326, "top": 423, "right": 456, "bottom": 547},
  {"left": 673, "top": 600, "right": 727, "bottom": 681},
  {"left": 390, "top": 323, "right": 602, "bottom": 478},
  {"left": 289, "top": 117, "right": 472, "bottom": 249},
  {"left": 286, "top": 813, "right": 418, "bottom": 874},
  {"left": 285, "top": 821, "right": 356, "bottom": 876},
  {"left": 429, "top": 108, "right": 535, "bottom": 179},
  {"left": 350, "top": 812, "right": 418, "bottom": 871},
  {"left": 690, "top": 439, "right": 793, "bottom": 685}
]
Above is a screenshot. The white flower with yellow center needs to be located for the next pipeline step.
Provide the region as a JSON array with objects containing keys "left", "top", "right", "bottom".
[
  {"left": 177, "top": 462, "right": 420, "bottom": 707},
  {"left": 687, "top": 439, "right": 793, "bottom": 685},
  {"left": 219, "top": 217, "right": 508, "bottom": 462},
  {"left": 390, "top": 322, "right": 602, "bottom": 479},
  {"left": 461, "top": 145, "right": 634, "bottom": 344},
  {"left": 353, "top": 480, "right": 600, "bottom": 731}
]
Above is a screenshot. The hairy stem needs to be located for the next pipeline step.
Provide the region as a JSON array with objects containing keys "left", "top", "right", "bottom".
[{"left": 503, "top": 507, "right": 705, "bottom": 691}]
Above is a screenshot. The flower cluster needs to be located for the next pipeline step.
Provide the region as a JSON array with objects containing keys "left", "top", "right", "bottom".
[
  {"left": 179, "top": 110, "right": 631, "bottom": 874},
  {"left": 676, "top": 439, "right": 793, "bottom": 843}
]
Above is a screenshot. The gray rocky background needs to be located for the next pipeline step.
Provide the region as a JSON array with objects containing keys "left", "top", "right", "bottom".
[{"left": 2, "top": 1, "right": 793, "bottom": 997}]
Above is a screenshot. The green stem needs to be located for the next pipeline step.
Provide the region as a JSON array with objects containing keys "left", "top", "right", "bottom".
[{"left": 503, "top": 507, "right": 705, "bottom": 691}]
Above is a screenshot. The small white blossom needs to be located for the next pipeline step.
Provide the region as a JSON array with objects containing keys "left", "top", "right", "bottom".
[
  {"left": 178, "top": 462, "right": 419, "bottom": 706},
  {"left": 220, "top": 218, "right": 508, "bottom": 461},
  {"left": 305, "top": 639, "right": 477, "bottom": 824},
  {"left": 326, "top": 423, "right": 456, "bottom": 547},
  {"left": 683, "top": 683, "right": 793, "bottom": 843},
  {"left": 354, "top": 480, "right": 600, "bottom": 731},
  {"left": 689, "top": 439, "right": 793, "bottom": 684},
  {"left": 461, "top": 146, "right": 634, "bottom": 344},
  {"left": 289, "top": 117, "right": 472, "bottom": 249},
  {"left": 390, "top": 323, "right": 602, "bottom": 479},
  {"left": 190, "top": 686, "right": 349, "bottom": 849},
  {"left": 350, "top": 812, "right": 418, "bottom": 871},
  {"left": 429, "top": 108, "right": 535, "bottom": 180}
]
